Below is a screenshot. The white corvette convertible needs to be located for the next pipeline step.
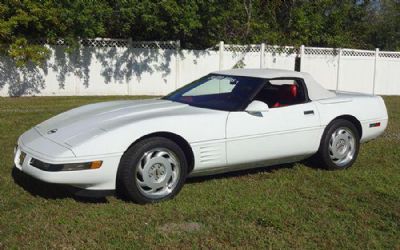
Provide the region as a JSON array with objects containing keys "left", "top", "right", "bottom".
[{"left": 14, "top": 69, "right": 388, "bottom": 203}]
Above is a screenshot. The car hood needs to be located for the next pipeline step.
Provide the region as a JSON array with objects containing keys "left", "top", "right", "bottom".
[{"left": 35, "top": 99, "right": 189, "bottom": 147}]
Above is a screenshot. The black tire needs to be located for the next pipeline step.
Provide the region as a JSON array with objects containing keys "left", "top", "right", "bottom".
[
  {"left": 317, "top": 119, "right": 360, "bottom": 170},
  {"left": 116, "top": 137, "right": 188, "bottom": 204}
]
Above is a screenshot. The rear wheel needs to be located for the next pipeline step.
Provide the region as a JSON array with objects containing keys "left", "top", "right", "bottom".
[
  {"left": 318, "top": 119, "right": 360, "bottom": 170},
  {"left": 117, "top": 137, "right": 188, "bottom": 204}
]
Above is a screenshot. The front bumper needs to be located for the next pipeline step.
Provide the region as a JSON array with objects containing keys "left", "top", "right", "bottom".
[{"left": 15, "top": 130, "right": 123, "bottom": 190}]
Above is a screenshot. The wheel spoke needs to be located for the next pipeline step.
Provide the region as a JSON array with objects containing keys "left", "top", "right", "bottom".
[
  {"left": 144, "top": 152, "right": 152, "bottom": 164},
  {"left": 167, "top": 156, "right": 177, "bottom": 166},
  {"left": 331, "top": 133, "right": 336, "bottom": 144},
  {"left": 155, "top": 150, "right": 168, "bottom": 158},
  {"left": 137, "top": 165, "right": 144, "bottom": 175},
  {"left": 137, "top": 179, "right": 149, "bottom": 188}
]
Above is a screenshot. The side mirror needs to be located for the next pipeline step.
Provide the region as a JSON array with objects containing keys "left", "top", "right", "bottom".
[{"left": 245, "top": 100, "right": 269, "bottom": 114}]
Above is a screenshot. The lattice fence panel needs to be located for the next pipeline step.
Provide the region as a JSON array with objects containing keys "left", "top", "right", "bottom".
[
  {"left": 379, "top": 52, "right": 400, "bottom": 59},
  {"left": 304, "top": 47, "right": 338, "bottom": 56},
  {"left": 35, "top": 38, "right": 67, "bottom": 46},
  {"left": 33, "top": 38, "right": 179, "bottom": 49},
  {"left": 80, "top": 38, "right": 129, "bottom": 47},
  {"left": 265, "top": 46, "right": 298, "bottom": 55},
  {"left": 29, "top": 39, "right": 400, "bottom": 60},
  {"left": 342, "top": 49, "right": 375, "bottom": 57},
  {"left": 223, "top": 44, "right": 261, "bottom": 53},
  {"left": 130, "top": 41, "right": 179, "bottom": 50}
]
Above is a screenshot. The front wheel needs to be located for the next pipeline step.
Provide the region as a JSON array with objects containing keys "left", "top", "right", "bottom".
[
  {"left": 318, "top": 119, "right": 360, "bottom": 170},
  {"left": 117, "top": 137, "right": 188, "bottom": 204}
]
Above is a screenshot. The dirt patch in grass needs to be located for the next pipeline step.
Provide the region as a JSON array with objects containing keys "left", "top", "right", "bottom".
[{"left": 158, "top": 222, "right": 203, "bottom": 234}]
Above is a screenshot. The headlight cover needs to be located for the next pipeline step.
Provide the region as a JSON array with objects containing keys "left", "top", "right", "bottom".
[{"left": 30, "top": 158, "right": 102, "bottom": 172}]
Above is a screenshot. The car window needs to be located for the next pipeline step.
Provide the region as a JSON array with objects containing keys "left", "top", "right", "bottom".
[
  {"left": 253, "top": 78, "right": 307, "bottom": 108},
  {"left": 183, "top": 76, "right": 235, "bottom": 96},
  {"left": 269, "top": 79, "right": 295, "bottom": 85},
  {"left": 163, "top": 74, "right": 265, "bottom": 111}
]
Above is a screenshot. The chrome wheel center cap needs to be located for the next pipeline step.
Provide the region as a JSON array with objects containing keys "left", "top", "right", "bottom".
[
  {"left": 148, "top": 163, "right": 166, "bottom": 182},
  {"left": 336, "top": 139, "right": 346, "bottom": 152}
]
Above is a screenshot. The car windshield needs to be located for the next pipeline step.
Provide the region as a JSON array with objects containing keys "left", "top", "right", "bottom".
[{"left": 162, "top": 74, "right": 266, "bottom": 111}]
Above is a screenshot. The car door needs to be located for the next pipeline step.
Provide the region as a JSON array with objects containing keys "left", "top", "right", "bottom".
[{"left": 226, "top": 79, "right": 322, "bottom": 167}]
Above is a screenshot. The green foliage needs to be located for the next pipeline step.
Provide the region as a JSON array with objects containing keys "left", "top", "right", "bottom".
[
  {"left": 0, "top": 0, "right": 399, "bottom": 66},
  {"left": 0, "top": 0, "right": 112, "bottom": 66},
  {"left": 369, "top": 0, "right": 400, "bottom": 50},
  {"left": 8, "top": 38, "right": 50, "bottom": 67}
]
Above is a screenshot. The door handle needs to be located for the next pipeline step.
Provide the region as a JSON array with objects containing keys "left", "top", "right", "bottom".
[{"left": 304, "top": 110, "right": 314, "bottom": 115}]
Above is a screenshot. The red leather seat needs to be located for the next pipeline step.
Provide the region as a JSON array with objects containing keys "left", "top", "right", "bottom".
[
  {"left": 290, "top": 84, "right": 298, "bottom": 98},
  {"left": 273, "top": 84, "right": 298, "bottom": 108}
]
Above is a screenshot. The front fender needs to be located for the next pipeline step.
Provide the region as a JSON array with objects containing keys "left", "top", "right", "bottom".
[{"left": 69, "top": 112, "right": 228, "bottom": 157}]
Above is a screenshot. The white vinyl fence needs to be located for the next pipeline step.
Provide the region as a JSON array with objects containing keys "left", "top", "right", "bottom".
[
  {"left": 0, "top": 39, "right": 399, "bottom": 97},
  {"left": 300, "top": 46, "right": 400, "bottom": 95}
]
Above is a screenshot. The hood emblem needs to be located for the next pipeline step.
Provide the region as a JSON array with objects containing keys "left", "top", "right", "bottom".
[{"left": 47, "top": 129, "right": 58, "bottom": 134}]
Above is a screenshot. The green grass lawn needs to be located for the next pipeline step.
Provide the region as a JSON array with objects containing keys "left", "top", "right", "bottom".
[{"left": 0, "top": 96, "right": 399, "bottom": 249}]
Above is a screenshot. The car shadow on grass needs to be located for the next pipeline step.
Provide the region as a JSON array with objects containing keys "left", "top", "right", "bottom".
[
  {"left": 186, "top": 157, "right": 323, "bottom": 184},
  {"left": 11, "top": 167, "right": 110, "bottom": 203},
  {"left": 11, "top": 158, "right": 323, "bottom": 203},
  {"left": 187, "top": 163, "right": 295, "bottom": 184}
]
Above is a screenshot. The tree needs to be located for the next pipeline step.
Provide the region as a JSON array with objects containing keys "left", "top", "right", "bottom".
[
  {"left": 0, "top": 0, "right": 112, "bottom": 66},
  {"left": 368, "top": 0, "right": 400, "bottom": 50},
  {"left": 0, "top": 0, "right": 399, "bottom": 66}
]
